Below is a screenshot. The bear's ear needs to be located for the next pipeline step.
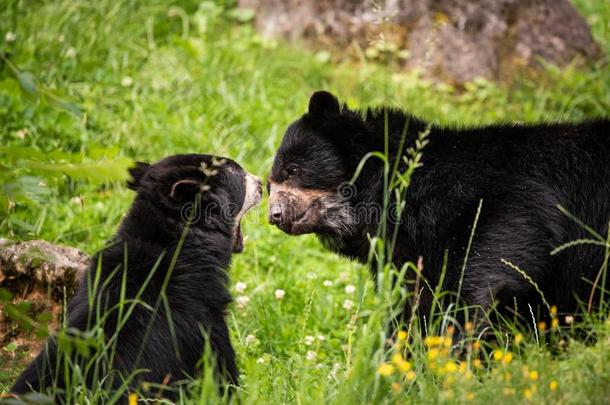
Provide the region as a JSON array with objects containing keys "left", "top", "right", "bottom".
[
  {"left": 169, "top": 179, "right": 204, "bottom": 204},
  {"left": 127, "top": 161, "right": 150, "bottom": 190},
  {"left": 308, "top": 91, "right": 340, "bottom": 117}
]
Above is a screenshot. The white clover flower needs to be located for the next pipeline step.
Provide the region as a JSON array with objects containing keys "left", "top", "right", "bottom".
[
  {"left": 256, "top": 357, "right": 265, "bottom": 364},
  {"left": 316, "top": 363, "right": 324, "bottom": 370},
  {"left": 235, "top": 295, "right": 250, "bottom": 309},
  {"left": 565, "top": 315, "right": 574, "bottom": 324},
  {"left": 306, "top": 272, "right": 318, "bottom": 280},
  {"left": 244, "top": 334, "right": 257, "bottom": 345},
  {"left": 15, "top": 128, "right": 28, "bottom": 139},
  {"left": 235, "top": 282, "right": 247, "bottom": 293},
  {"left": 121, "top": 76, "right": 133, "bottom": 87},
  {"left": 304, "top": 335, "right": 315, "bottom": 346},
  {"left": 323, "top": 280, "right": 333, "bottom": 287},
  {"left": 342, "top": 299, "right": 354, "bottom": 310},
  {"left": 58, "top": 34, "right": 65, "bottom": 43},
  {"left": 70, "top": 196, "right": 83, "bottom": 205},
  {"left": 345, "top": 284, "right": 356, "bottom": 294},
  {"left": 5, "top": 32, "right": 16, "bottom": 43},
  {"left": 65, "top": 47, "right": 77, "bottom": 58},
  {"left": 317, "top": 335, "right": 325, "bottom": 342},
  {"left": 274, "top": 289, "right": 285, "bottom": 300},
  {"left": 305, "top": 351, "right": 317, "bottom": 361}
]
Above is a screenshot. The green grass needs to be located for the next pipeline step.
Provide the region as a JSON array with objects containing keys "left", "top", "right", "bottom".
[{"left": 1, "top": 0, "right": 610, "bottom": 403}]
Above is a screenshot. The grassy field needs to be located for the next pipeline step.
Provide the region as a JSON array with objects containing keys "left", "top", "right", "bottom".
[{"left": 1, "top": 0, "right": 610, "bottom": 403}]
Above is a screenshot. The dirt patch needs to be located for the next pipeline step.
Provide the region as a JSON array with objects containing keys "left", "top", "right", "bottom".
[{"left": 0, "top": 239, "right": 89, "bottom": 371}]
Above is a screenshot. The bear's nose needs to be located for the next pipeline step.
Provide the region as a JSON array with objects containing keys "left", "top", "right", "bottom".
[{"left": 269, "top": 203, "right": 283, "bottom": 224}]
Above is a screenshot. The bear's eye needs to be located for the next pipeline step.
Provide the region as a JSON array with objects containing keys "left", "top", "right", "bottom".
[{"left": 286, "top": 165, "right": 299, "bottom": 177}]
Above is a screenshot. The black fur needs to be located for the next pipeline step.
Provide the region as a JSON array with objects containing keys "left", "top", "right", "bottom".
[
  {"left": 11, "top": 154, "right": 254, "bottom": 400},
  {"left": 270, "top": 91, "right": 610, "bottom": 334}
]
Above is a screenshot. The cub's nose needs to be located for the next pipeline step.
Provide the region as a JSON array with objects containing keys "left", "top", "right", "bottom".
[{"left": 269, "top": 203, "right": 283, "bottom": 225}]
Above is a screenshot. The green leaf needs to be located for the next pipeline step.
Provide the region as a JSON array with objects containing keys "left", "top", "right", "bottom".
[
  {"left": 2, "top": 342, "right": 18, "bottom": 352},
  {"left": 57, "top": 333, "right": 73, "bottom": 356},
  {"left": 17, "top": 70, "right": 39, "bottom": 98},
  {"left": 74, "top": 339, "right": 91, "bottom": 357},
  {"left": 1, "top": 175, "right": 52, "bottom": 205},
  {"left": 45, "top": 88, "right": 84, "bottom": 117},
  {"left": 0, "top": 287, "right": 13, "bottom": 301}
]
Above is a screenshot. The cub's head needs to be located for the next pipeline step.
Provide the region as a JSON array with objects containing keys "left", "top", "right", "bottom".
[
  {"left": 127, "top": 154, "right": 262, "bottom": 252},
  {"left": 268, "top": 91, "right": 369, "bottom": 238}
]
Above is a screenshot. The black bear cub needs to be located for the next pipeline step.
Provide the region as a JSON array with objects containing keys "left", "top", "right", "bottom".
[
  {"left": 269, "top": 91, "right": 610, "bottom": 336},
  {"left": 12, "top": 154, "right": 262, "bottom": 399}
]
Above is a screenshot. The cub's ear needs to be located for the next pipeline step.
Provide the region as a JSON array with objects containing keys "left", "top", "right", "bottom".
[
  {"left": 169, "top": 179, "right": 203, "bottom": 204},
  {"left": 127, "top": 161, "right": 150, "bottom": 190},
  {"left": 308, "top": 91, "right": 340, "bottom": 117}
]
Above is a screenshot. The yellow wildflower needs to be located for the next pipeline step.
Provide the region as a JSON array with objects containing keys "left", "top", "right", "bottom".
[
  {"left": 424, "top": 336, "right": 443, "bottom": 347},
  {"left": 466, "top": 392, "right": 475, "bottom": 401},
  {"left": 552, "top": 318, "right": 559, "bottom": 330},
  {"left": 502, "top": 352, "right": 513, "bottom": 365},
  {"left": 391, "top": 382, "right": 401, "bottom": 393},
  {"left": 464, "top": 321, "right": 474, "bottom": 333},
  {"left": 538, "top": 321, "right": 547, "bottom": 331},
  {"left": 472, "top": 340, "right": 481, "bottom": 352},
  {"left": 128, "top": 393, "right": 138, "bottom": 405},
  {"left": 428, "top": 348, "right": 440, "bottom": 361},
  {"left": 444, "top": 361, "right": 458, "bottom": 373},
  {"left": 550, "top": 305, "right": 557, "bottom": 315},
  {"left": 524, "top": 388, "right": 533, "bottom": 400},
  {"left": 529, "top": 370, "right": 539, "bottom": 381},
  {"left": 405, "top": 370, "right": 416, "bottom": 381},
  {"left": 493, "top": 350, "right": 503, "bottom": 361},
  {"left": 397, "top": 361, "right": 412, "bottom": 373},
  {"left": 392, "top": 353, "right": 412, "bottom": 372},
  {"left": 444, "top": 336, "right": 453, "bottom": 348},
  {"left": 473, "top": 359, "right": 482, "bottom": 369},
  {"left": 515, "top": 334, "right": 523, "bottom": 344},
  {"left": 378, "top": 363, "right": 395, "bottom": 376},
  {"left": 549, "top": 380, "right": 558, "bottom": 391},
  {"left": 397, "top": 330, "right": 408, "bottom": 341}
]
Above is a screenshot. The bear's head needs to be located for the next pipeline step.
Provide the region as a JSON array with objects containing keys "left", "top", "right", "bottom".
[
  {"left": 127, "top": 154, "right": 262, "bottom": 252},
  {"left": 268, "top": 91, "right": 374, "bottom": 240}
]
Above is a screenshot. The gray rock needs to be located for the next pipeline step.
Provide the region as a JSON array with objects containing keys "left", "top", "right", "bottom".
[
  {"left": 239, "top": 0, "right": 600, "bottom": 83},
  {"left": 0, "top": 239, "right": 89, "bottom": 301}
]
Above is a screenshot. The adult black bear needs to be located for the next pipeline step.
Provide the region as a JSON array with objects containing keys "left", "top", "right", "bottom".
[
  {"left": 12, "top": 154, "right": 262, "bottom": 400},
  {"left": 268, "top": 91, "right": 610, "bottom": 336}
]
